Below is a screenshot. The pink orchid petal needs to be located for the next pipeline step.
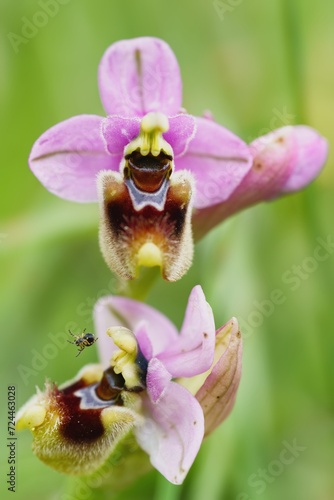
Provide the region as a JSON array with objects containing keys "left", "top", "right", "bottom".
[
  {"left": 192, "top": 125, "right": 328, "bottom": 239},
  {"left": 29, "top": 115, "right": 119, "bottom": 202},
  {"left": 158, "top": 286, "right": 216, "bottom": 377},
  {"left": 135, "top": 379, "right": 204, "bottom": 484},
  {"left": 146, "top": 358, "right": 172, "bottom": 404},
  {"left": 280, "top": 125, "right": 328, "bottom": 193},
  {"left": 94, "top": 296, "right": 179, "bottom": 367},
  {"left": 191, "top": 126, "right": 294, "bottom": 238},
  {"left": 176, "top": 117, "right": 252, "bottom": 209},
  {"left": 98, "top": 37, "right": 182, "bottom": 117},
  {"left": 102, "top": 113, "right": 196, "bottom": 159},
  {"left": 133, "top": 322, "right": 154, "bottom": 361},
  {"left": 196, "top": 318, "right": 242, "bottom": 437},
  {"left": 164, "top": 114, "right": 196, "bottom": 157},
  {"left": 102, "top": 116, "right": 140, "bottom": 155}
]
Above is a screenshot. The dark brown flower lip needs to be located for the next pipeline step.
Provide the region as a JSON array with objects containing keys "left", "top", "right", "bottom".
[
  {"left": 56, "top": 350, "right": 148, "bottom": 444},
  {"left": 98, "top": 167, "right": 194, "bottom": 281},
  {"left": 56, "top": 382, "right": 107, "bottom": 443}
]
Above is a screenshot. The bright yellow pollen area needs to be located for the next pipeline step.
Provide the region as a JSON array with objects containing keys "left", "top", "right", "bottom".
[
  {"left": 106, "top": 327, "right": 140, "bottom": 389},
  {"left": 137, "top": 242, "right": 162, "bottom": 269},
  {"left": 16, "top": 404, "right": 46, "bottom": 431},
  {"left": 124, "top": 112, "right": 172, "bottom": 157}
]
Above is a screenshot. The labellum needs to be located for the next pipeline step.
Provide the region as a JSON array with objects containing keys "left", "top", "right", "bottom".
[{"left": 98, "top": 112, "right": 194, "bottom": 281}]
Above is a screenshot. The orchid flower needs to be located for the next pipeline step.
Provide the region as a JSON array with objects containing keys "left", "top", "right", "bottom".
[
  {"left": 28, "top": 37, "right": 328, "bottom": 279},
  {"left": 17, "top": 286, "right": 242, "bottom": 485}
]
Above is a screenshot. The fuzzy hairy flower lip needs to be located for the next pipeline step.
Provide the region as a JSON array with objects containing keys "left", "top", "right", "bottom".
[
  {"left": 16, "top": 365, "right": 143, "bottom": 475},
  {"left": 98, "top": 166, "right": 194, "bottom": 281},
  {"left": 98, "top": 108, "right": 196, "bottom": 280}
]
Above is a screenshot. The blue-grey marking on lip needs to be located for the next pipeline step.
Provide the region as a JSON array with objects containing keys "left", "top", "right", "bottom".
[
  {"left": 125, "top": 177, "right": 169, "bottom": 211},
  {"left": 75, "top": 384, "right": 115, "bottom": 410}
]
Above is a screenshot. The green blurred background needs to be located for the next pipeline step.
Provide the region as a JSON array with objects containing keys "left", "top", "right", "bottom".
[{"left": 1, "top": 0, "right": 333, "bottom": 498}]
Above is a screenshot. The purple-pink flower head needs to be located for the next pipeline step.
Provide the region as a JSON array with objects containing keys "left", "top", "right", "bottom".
[
  {"left": 29, "top": 37, "right": 328, "bottom": 278},
  {"left": 17, "top": 286, "right": 242, "bottom": 484}
]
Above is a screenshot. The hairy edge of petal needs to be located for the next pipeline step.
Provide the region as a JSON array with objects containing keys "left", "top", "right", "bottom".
[{"left": 195, "top": 318, "right": 242, "bottom": 437}]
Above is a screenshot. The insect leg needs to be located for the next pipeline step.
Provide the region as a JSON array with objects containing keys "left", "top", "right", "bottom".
[{"left": 76, "top": 347, "right": 84, "bottom": 357}]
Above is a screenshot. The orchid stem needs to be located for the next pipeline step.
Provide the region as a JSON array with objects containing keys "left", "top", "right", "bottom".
[{"left": 122, "top": 267, "right": 160, "bottom": 301}]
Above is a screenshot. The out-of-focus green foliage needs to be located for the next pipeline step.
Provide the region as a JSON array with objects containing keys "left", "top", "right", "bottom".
[{"left": 0, "top": 0, "right": 333, "bottom": 499}]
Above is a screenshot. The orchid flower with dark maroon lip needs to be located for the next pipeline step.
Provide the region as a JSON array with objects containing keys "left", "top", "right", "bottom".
[
  {"left": 16, "top": 286, "right": 242, "bottom": 485},
  {"left": 28, "top": 37, "right": 328, "bottom": 279},
  {"left": 28, "top": 37, "right": 252, "bottom": 281}
]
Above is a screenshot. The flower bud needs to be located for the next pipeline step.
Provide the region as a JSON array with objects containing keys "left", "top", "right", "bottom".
[{"left": 195, "top": 318, "right": 242, "bottom": 437}]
